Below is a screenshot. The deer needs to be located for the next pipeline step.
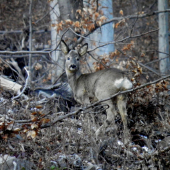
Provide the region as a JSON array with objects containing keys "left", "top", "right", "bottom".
[{"left": 60, "top": 40, "right": 133, "bottom": 143}]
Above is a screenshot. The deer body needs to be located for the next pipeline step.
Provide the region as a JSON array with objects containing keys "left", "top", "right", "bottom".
[
  {"left": 67, "top": 68, "right": 131, "bottom": 104},
  {"left": 61, "top": 40, "right": 133, "bottom": 141}
]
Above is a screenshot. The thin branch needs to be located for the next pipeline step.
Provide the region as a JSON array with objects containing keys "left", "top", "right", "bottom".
[
  {"left": 69, "top": 27, "right": 89, "bottom": 39},
  {"left": 0, "top": 57, "right": 25, "bottom": 82},
  {"left": 52, "top": 71, "right": 66, "bottom": 85},
  {"left": 0, "top": 29, "right": 158, "bottom": 56},
  {"left": 9, "top": 58, "right": 25, "bottom": 80},
  {"left": 145, "top": 56, "right": 170, "bottom": 66},
  {"left": 138, "top": 62, "right": 160, "bottom": 76},
  {"left": 76, "top": 8, "right": 166, "bottom": 45},
  {"left": 34, "top": 2, "right": 59, "bottom": 25},
  {"left": 103, "top": 9, "right": 170, "bottom": 26},
  {"left": 87, "top": 52, "right": 107, "bottom": 69},
  {"left": 0, "top": 54, "right": 45, "bottom": 58},
  {"left": 88, "top": 29, "right": 159, "bottom": 52},
  {"left": 6, "top": 75, "right": 170, "bottom": 127},
  {"left": 117, "top": 49, "right": 160, "bottom": 76},
  {"left": 0, "top": 30, "right": 51, "bottom": 34},
  {"left": 50, "top": 28, "right": 70, "bottom": 53},
  {"left": 0, "top": 51, "right": 51, "bottom": 54},
  {"left": 41, "top": 74, "right": 170, "bottom": 128}
]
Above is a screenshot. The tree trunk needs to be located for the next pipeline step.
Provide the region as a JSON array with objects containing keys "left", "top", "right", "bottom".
[
  {"left": 86, "top": 0, "right": 114, "bottom": 55},
  {"left": 83, "top": 0, "right": 114, "bottom": 71},
  {"left": 158, "top": 0, "right": 169, "bottom": 76},
  {"left": 50, "top": 0, "right": 83, "bottom": 82}
]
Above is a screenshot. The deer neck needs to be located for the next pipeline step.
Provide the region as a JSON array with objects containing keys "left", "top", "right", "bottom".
[{"left": 66, "top": 69, "right": 81, "bottom": 92}]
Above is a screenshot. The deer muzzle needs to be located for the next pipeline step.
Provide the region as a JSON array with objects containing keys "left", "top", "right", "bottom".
[{"left": 69, "top": 64, "right": 77, "bottom": 70}]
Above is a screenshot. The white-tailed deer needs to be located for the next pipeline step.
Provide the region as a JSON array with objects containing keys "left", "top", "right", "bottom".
[{"left": 61, "top": 40, "right": 133, "bottom": 142}]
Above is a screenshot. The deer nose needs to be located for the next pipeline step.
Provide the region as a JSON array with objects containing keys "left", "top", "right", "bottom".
[{"left": 70, "top": 64, "right": 77, "bottom": 69}]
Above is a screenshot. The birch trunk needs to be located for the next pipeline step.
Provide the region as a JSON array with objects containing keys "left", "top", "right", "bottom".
[{"left": 158, "top": 0, "right": 169, "bottom": 75}]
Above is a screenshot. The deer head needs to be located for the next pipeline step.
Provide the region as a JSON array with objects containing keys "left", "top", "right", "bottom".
[{"left": 61, "top": 40, "right": 88, "bottom": 75}]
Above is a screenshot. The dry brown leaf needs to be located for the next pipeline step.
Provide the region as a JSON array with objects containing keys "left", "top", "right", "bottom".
[
  {"left": 115, "top": 22, "right": 119, "bottom": 29},
  {"left": 74, "top": 21, "right": 81, "bottom": 28},
  {"left": 40, "top": 118, "right": 50, "bottom": 124},
  {"left": 31, "top": 115, "right": 38, "bottom": 122},
  {"left": 31, "top": 124, "right": 38, "bottom": 129},
  {"left": 23, "top": 129, "right": 28, "bottom": 133},
  {"left": 36, "top": 105, "right": 43, "bottom": 109},
  {"left": 119, "top": 9, "right": 124, "bottom": 15},
  {"left": 27, "top": 130, "right": 37, "bottom": 139},
  {"left": 87, "top": 23, "right": 95, "bottom": 31},
  {"left": 13, "top": 128, "right": 21, "bottom": 132},
  {"left": 35, "top": 63, "right": 42, "bottom": 70},
  {"left": 96, "top": 21, "right": 102, "bottom": 26},
  {"left": 65, "top": 19, "right": 73, "bottom": 25},
  {"left": 100, "top": 16, "right": 107, "bottom": 23},
  {"left": 94, "top": 12, "right": 99, "bottom": 20},
  {"left": 76, "top": 9, "right": 81, "bottom": 15}
]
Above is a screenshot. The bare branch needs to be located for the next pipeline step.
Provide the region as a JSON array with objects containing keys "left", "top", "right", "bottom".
[
  {"left": 87, "top": 52, "right": 107, "bottom": 69},
  {"left": 138, "top": 62, "right": 160, "bottom": 76},
  {"left": 0, "top": 57, "right": 25, "bottom": 82},
  {"left": 88, "top": 29, "right": 159, "bottom": 52},
  {"left": 41, "top": 74, "right": 170, "bottom": 128},
  {"left": 8, "top": 58, "right": 25, "bottom": 80},
  {"left": 103, "top": 9, "right": 170, "bottom": 26},
  {"left": 0, "top": 51, "right": 51, "bottom": 54},
  {"left": 117, "top": 49, "right": 160, "bottom": 76}
]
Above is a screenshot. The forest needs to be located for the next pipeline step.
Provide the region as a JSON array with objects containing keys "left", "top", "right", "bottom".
[{"left": 0, "top": 0, "right": 170, "bottom": 169}]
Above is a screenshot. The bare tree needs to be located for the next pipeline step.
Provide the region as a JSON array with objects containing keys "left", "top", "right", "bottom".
[{"left": 158, "top": 0, "right": 169, "bottom": 75}]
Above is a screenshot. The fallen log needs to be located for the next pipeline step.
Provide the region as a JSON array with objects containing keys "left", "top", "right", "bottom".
[{"left": 0, "top": 76, "right": 22, "bottom": 94}]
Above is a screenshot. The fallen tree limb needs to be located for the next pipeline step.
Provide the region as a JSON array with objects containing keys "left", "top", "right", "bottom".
[{"left": 0, "top": 76, "right": 22, "bottom": 94}]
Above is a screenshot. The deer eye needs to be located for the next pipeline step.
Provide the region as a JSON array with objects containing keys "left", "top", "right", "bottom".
[
  {"left": 67, "top": 57, "right": 70, "bottom": 60},
  {"left": 76, "top": 58, "right": 79, "bottom": 61}
]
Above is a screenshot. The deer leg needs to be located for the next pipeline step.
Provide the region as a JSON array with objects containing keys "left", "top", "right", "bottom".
[
  {"left": 117, "top": 94, "right": 130, "bottom": 144},
  {"left": 95, "top": 100, "right": 117, "bottom": 139}
]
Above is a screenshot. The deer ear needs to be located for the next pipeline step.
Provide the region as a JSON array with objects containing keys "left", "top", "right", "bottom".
[
  {"left": 78, "top": 43, "right": 88, "bottom": 56},
  {"left": 60, "top": 40, "right": 69, "bottom": 54}
]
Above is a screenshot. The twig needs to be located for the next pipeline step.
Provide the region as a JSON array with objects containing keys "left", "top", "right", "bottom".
[
  {"left": 117, "top": 48, "right": 160, "bottom": 76},
  {"left": 8, "top": 58, "right": 25, "bottom": 80},
  {"left": 50, "top": 28, "right": 70, "bottom": 53},
  {"left": 88, "top": 29, "right": 159, "bottom": 52},
  {"left": 52, "top": 71, "right": 66, "bottom": 85},
  {"left": 0, "top": 51, "right": 50, "bottom": 54},
  {"left": 87, "top": 52, "right": 107, "bottom": 69},
  {"left": 103, "top": 9, "right": 170, "bottom": 26},
  {"left": 145, "top": 56, "right": 170, "bottom": 65},
  {"left": 69, "top": 27, "right": 89, "bottom": 40},
  {"left": 34, "top": 2, "right": 59, "bottom": 25},
  {"left": 138, "top": 62, "right": 160, "bottom": 76},
  {"left": 0, "top": 57, "right": 25, "bottom": 82},
  {"left": 0, "top": 30, "right": 51, "bottom": 34},
  {"left": 0, "top": 54, "right": 47, "bottom": 58}
]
